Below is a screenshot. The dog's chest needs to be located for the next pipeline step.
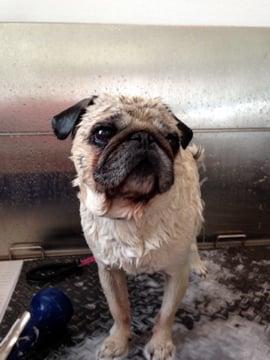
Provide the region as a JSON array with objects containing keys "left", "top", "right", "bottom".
[
  {"left": 94, "top": 235, "right": 162, "bottom": 274},
  {"left": 79, "top": 153, "right": 203, "bottom": 274},
  {"left": 80, "top": 205, "right": 184, "bottom": 274}
]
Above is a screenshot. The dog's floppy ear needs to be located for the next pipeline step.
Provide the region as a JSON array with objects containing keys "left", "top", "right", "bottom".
[
  {"left": 174, "top": 116, "right": 193, "bottom": 149},
  {"left": 51, "top": 97, "right": 96, "bottom": 140}
]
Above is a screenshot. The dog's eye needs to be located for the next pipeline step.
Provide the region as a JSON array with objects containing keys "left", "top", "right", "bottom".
[
  {"left": 91, "top": 125, "right": 116, "bottom": 147},
  {"left": 166, "top": 133, "right": 180, "bottom": 154}
]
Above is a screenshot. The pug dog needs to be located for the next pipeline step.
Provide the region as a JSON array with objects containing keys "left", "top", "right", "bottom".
[{"left": 52, "top": 94, "right": 205, "bottom": 360}]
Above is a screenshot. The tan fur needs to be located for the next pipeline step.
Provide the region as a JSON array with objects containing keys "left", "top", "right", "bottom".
[{"left": 69, "top": 95, "right": 205, "bottom": 360}]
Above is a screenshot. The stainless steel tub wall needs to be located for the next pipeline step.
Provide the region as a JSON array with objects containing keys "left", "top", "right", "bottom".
[{"left": 0, "top": 24, "right": 269, "bottom": 258}]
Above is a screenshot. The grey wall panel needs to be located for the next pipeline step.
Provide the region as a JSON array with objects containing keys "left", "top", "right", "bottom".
[
  {"left": 0, "top": 24, "right": 270, "bottom": 132},
  {"left": 0, "top": 135, "right": 73, "bottom": 174},
  {"left": 0, "top": 135, "right": 84, "bottom": 257},
  {"left": 196, "top": 131, "right": 270, "bottom": 238},
  {"left": 0, "top": 23, "right": 269, "bottom": 257},
  {"left": 0, "top": 131, "right": 269, "bottom": 257}
]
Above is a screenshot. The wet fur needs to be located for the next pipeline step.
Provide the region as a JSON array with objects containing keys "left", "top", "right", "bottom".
[{"left": 53, "top": 94, "right": 205, "bottom": 360}]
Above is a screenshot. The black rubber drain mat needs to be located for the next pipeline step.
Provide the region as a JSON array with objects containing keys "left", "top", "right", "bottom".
[{"left": 0, "top": 247, "right": 270, "bottom": 360}]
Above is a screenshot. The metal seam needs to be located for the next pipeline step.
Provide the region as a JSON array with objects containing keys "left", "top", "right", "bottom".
[{"left": 0, "top": 127, "right": 269, "bottom": 136}]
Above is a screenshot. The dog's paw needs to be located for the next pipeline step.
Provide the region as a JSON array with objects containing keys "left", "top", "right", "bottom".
[
  {"left": 191, "top": 259, "right": 208, "bottom": 277},
  {"left": 144, "top": 338, "right": 175, "bottom": 360},
  {"left": 97, "top": 335, "right": 129, "bottom": 359}
]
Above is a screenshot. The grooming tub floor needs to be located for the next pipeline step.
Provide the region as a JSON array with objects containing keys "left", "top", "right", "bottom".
[{"left": 0, "top": 247, "right": 269, "bottom": 360}]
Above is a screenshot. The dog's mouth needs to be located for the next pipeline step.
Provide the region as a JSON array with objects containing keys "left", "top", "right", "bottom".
[
  {"left": 111, "top": 157, "right": 159, "bottom": 201},
  {"left": 93, "top": 131, "right": 174, "bottom": 201}
]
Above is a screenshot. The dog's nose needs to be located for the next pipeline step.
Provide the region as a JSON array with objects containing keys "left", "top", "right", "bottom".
[{"left": 130, "top": 132, "right": 155, "bottom": 147}]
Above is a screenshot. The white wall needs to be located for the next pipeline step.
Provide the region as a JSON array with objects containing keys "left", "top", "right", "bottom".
[{"left": 0, "top": 0, "right": 270, "bottom": 27}]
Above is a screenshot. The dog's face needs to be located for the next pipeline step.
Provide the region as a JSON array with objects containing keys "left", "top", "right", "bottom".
[{"left": 52, "top": 95, "right": 193, "bottom": 219}]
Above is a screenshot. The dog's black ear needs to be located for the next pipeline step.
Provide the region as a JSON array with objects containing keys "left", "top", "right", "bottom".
[
  {"left": 51, "top": 97, "right": 96, "bottom": 140},
  {"left": 174, "top": 116, "right": 193, "bottom": 149}
]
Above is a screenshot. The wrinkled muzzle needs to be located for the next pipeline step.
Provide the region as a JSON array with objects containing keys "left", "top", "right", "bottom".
[{"left": 93, "top": 131, "right": 174, "bottom": 199}]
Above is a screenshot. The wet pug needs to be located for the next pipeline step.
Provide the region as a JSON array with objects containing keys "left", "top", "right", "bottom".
[{"left": 52, "top": 94, "right": 206, "bottom": 360}]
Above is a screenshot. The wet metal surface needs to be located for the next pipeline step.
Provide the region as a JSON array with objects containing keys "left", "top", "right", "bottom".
[
  {"left": 1, "top": 24, "right": 270, "bottom": 132},
  {"left": 0, "top": 131, "right": 269, "bottom": 257},
  {"left": 199, "top": 131, "right": 270, "bottom": 238},
  {"left": 0, "top": 24, "right": 269, "bottom": 257}
]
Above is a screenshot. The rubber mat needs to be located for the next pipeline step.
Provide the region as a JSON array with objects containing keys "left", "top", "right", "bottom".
[{"left": 0, "top": 247, "right": 269, "bottom": 359}]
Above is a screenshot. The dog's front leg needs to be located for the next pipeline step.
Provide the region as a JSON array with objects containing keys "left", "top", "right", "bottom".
[
  {"left": 144, "top": 264, "right": 189, "bottom": 360},
  {"left": 97, "top": 264, "right": 131, "bottom": 359}
]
